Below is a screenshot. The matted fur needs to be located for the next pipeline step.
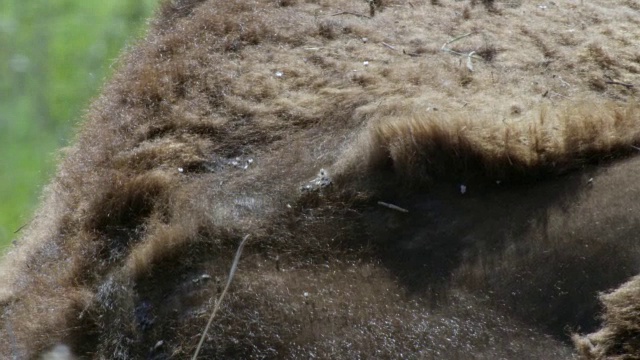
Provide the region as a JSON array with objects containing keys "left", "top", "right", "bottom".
[{"left": 2, "top": 0, "right": 640, "bottom": 358}]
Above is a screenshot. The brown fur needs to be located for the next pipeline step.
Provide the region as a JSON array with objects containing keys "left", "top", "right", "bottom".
[
  {"left": 573, "top": 275, "right": 640, "bottom": 359},
  {"left": 2, "top": 0, "right": 640, "bottom": 358}
]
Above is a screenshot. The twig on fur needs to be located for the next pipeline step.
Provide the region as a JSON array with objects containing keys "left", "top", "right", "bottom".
[
  {"left": 378, "top": 201, "right": 409, "bottom": 213},
  {"left": 631, "top": 145, "right": 640, "bottom": 152},
  {"left": 192, "top": 235, "right": 250, "bottom": 360},
  {"left": 604, "top": 75, "right": 634, "bottom": 89},
  {"left": 331, "top": 11, "right": 370, "bottom": 19}
]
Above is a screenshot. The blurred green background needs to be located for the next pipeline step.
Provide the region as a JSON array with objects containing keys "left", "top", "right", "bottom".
[{"left": 0, "top": 1, "right": 158, "bottom": 251}]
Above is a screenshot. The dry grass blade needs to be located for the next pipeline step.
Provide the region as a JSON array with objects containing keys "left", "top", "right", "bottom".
[
  {"left": 377, "top": 201, "right": 409, "bottom": 213},
  {"left": 192, "top": 235, "right": 250, "bottom": 360},
  {"left": 467, "top": 51, "right": 476, "bottom": 71},
  {"left": 441, "top": 32, "right": 476, "bottom": 50},
  {"left": 381, "top": 42, "right": 397, "bottom": 50},
  {"left": 441, "top": 32, "right": 484, "bottom": 60},
  {"left": 6, "top": 320, "right": 20, "bottom": 359},
  {"left": 330, "top": 11, "right": 370, "bottom": 18}
]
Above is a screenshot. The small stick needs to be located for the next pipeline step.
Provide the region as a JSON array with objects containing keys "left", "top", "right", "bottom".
[
  {"left": 631, "top": 145, "right": 640, "bottom": 152},
  {"left": 331, "top": 11, "right": 370, "bottom": 19},
  {"left": 604, "top": 75, "right": 634, "bottom": 89},
  {"left": 192, "top": 235, "right": 250, "bottom": 360},
  {"left": 378, "top": 201, "right": 409, "bottom": 213}
]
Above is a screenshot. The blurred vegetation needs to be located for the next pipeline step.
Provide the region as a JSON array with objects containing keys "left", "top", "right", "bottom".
[{"left": 0, "top": 1, "right": 157, "bottom": 251}]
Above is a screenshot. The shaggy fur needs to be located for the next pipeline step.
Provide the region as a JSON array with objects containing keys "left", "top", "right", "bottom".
[{"left": 2, "top": 0, "right": 640, "bottom": 358}]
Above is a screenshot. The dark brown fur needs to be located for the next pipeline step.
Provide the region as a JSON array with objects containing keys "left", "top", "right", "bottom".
[{"left": 3, "top": 1, "right": 640, "bottom": 358}]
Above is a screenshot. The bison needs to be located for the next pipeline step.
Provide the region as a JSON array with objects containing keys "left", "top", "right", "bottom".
[{"left": 2, "top": 0, "right": 640, "bottom": 358}]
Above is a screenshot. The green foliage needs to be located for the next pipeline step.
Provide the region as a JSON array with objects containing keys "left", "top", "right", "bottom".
[{"left": 0, "top": 0, "right": 157, "bottom": 250}]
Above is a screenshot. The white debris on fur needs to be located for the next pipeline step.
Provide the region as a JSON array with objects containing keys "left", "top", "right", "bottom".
[
  {"left": 41, "top": 344, "right": 75, "bottom": 360},
  {"left": 301, "top": 169, "right": 332, "bottom": 192}
]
